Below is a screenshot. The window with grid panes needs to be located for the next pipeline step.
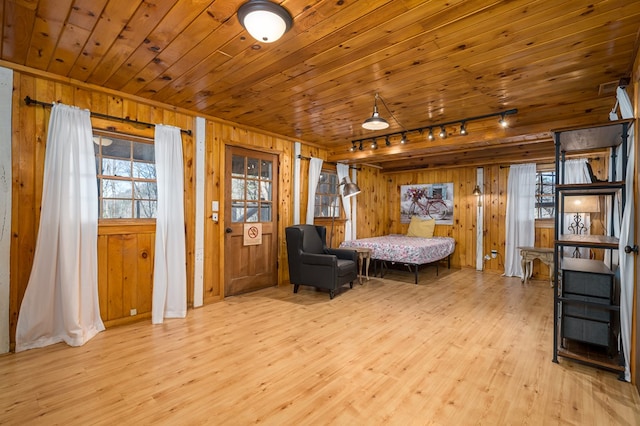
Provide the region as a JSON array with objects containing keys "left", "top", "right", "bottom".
[
  {"left": 535, "top": 170, "right": 555, "bottom": 219},
  {"left": 94, "top": 133, "right": 157, "bottom": 219},
  {"left": 314, "top": 170, "right": 341, "bottom": 218},
  {"left": 230, "top": 154, "right": 273, "bottom": 223}
]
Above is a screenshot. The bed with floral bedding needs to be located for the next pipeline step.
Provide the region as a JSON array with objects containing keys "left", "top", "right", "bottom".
[{"left": 339, "top": 235, "right": 455, "bottom": 284}]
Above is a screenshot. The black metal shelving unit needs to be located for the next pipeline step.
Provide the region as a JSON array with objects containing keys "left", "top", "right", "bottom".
[{"left": 552, "top": 119, "right": 632, "bottom": 376}]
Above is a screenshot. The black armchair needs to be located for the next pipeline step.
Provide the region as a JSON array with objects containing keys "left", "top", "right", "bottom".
[{"left": 285, "top": 225, "right": 358, "bottom": 299}]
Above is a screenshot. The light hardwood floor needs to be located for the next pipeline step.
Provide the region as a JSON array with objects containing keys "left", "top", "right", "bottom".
[{"left": 1, "top": 267, "right": 639, "bottom": 425}]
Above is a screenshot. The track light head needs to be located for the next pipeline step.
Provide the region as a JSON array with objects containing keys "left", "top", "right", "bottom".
[
  {"left": 358, "top": 141, "right": 363, "bottom": 151},
  {"left": 400, "top": 133, "right": 407, "bottom": 144},
  {"left": 385, "top": 136, "right": 391, "bottom": 146},
  {"left": 460, "top": 121, "right": 467, "bottom": 135},
  {"left": 371, "top": 139, "right": 378, "bottom": 149},
  {"left": 428, "top": 128, "right": 434, "bottom": 140},
  {"left": 499, "top": 113, "right": 508, "bottom": 128},
  {"left": 439, "top": 126, "right": 447, "bottom": 138}
]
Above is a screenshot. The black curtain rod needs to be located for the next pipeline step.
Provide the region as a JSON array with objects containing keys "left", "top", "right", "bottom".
[
  {"left": 296, "top": 155, "right": 359, "bottom": 169},
  {"left": 24, "top": 96, "right": 192, "bottom": 136}
]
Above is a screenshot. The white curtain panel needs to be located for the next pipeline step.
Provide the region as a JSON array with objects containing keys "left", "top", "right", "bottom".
[
  {"left": 561, "top": 159, "right": 591, "bottom": 258},
  {"left": 504, "top": 163, "right": 536, "bottom": 277},
  {"left": 152, "top": 125, "right": 187, "bottom": 324},
  {"left": 336, "top": 163, "right": 353, "bottom": 241},
  {"left": 614, "top": 86, "right": 634, "bottom": 381},
  {"left": 305, "top": 157, "right": 323, "bottom": 224},
  {"left": 16, "top": 103, "right": 104, "bottom": 351}
]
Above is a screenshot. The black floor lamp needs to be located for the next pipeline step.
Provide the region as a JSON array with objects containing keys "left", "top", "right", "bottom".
[{"left": 329, "top": 177, "right": 361, "bottom": 248}]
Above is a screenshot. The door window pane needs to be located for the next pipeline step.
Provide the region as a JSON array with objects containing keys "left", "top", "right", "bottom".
[
  {"left": 246, "top": 202, "right": 259, "bottom": 222},
  {"left": 247, "top": 158, "right": 259, "bottom": 177},
  {"left": 261, "top": 160, "right": 272, "bottom": 180},
  {"left": 232, "top": 178, "right": 245, "bottom": 200},
  {"left": 261, "top": 203, "right": 272, "bottom": 221},
  {"left": 232, "top": 155, "right": 245, "bottom": 177},
  {"left": 260, "top": 181, "right": 271, "bottom": 201},
  {"left": 230, "top": 154, "right": 274, "bottom": 223},
  {"left": 246, "top": 180, "right": 259, "bottom": 200}
]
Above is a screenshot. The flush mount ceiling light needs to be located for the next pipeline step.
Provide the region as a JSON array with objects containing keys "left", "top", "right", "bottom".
[
  {"left": 362, "top": 93, "right": 390, "bottom": 130},
  {"left": 237, "top": 0, "right": 293, "bottom": 43}
]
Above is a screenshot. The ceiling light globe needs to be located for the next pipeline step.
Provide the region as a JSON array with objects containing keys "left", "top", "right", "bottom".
[{"left": 238, "top": 1, "right": 293, "bottom": 43}]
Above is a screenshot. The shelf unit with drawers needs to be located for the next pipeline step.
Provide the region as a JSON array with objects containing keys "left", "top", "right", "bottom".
[{"left": 552, "top": 119, "right": 632, "bottom": 375}]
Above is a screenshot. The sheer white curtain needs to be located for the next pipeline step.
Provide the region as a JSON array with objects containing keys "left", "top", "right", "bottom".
[
  {"left": 305, "top": 157, "right": 323, "bottom": 224},
  {"left": 16, "top": 103, "right": 104, "bottom": 351},
  {"left": 561, "top": 159, "right": 591, "bottom": 258},
  {"left": 614, "top": 85, "right": 634, "bottom": 381},
  {"left": 152, "top": 125, "right": 187, "bottom": 324},
  {"left": 336, "top": 163, "right": 353, "bottom": 241},
  {"left": 504, "top": 163, "right": 536, "bottom": 277}
]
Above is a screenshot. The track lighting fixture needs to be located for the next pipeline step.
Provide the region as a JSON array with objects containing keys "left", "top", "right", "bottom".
[
  {"left": 237, "top": 0, "right": 293, "bottom": 43},
  {"left": 350, "top": 108, "right": 517, "bottom": 153},
  {"left": 362, "top": 93, "right": 390, "bottom": 130},
  {"left": 350, "top": 143, "right": 357, "bottom": 152}
]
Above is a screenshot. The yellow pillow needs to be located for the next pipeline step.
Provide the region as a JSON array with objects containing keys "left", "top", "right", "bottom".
[{"left": 407, "top": 216, "right": 436, "bottom": 238}]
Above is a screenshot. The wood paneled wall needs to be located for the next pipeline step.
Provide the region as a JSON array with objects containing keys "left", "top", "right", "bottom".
[{"left": 10, "top": 71, "right": 196, "bottom": 340}]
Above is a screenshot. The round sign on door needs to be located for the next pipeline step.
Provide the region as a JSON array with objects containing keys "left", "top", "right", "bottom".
[{"left": 243, "top": 223, "right": 262, "bottom": 246}]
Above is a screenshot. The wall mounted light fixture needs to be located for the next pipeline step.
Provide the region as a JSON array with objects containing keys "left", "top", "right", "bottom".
[{"left": 238, "top": 0, "right": 293, "bottom": 43}]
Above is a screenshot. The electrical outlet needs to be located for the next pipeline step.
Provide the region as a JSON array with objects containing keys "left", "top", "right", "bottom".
[
  {"left": 130, "top": 308, "right": 137, "bottom": 316},
  {"left": 484, "top": 254, "right": 491, "bottom": 260}
]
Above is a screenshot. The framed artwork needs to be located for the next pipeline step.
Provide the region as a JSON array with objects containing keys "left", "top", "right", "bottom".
[{"left": 400, "top": 183, "right": 454, "bottom": 224}]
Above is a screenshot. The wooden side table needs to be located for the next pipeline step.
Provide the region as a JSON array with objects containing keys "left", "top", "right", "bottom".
[
  {"left": 343, "top": 246, "right": 372, "bottom": 284},
  {"left": 518, "top": 246, "right": 554, "bottom": 286}
]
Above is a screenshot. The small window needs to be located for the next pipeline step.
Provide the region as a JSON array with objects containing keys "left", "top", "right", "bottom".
[
  {"left": 535, "top": 170, "right": 555, "bottom": 219},
  {"left": 94, "top": 133, "right": 157, "bottom": 219},
  {"left": 314, "top": 170, "right": 341, "bottom": 218}
]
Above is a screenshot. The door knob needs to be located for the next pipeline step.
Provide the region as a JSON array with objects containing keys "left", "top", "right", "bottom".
[
  {"left": 624, "top": 245, "right": 638, "bottom": 254},
  {"left": 225, "top": 227, "right": 233, "bottom": 234}
]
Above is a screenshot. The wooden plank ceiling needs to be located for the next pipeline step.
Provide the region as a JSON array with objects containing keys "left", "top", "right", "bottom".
[{"left": 2, "top": 0, "right": 639, "bottom": 171}]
